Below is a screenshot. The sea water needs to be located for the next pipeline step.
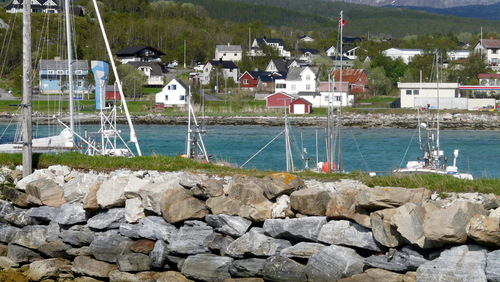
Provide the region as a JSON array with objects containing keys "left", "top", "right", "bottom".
[{"left": 1, "top": 122, "right": 499, "bottom": 179}]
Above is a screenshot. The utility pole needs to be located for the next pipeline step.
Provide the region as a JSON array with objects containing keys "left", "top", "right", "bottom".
[{"left": 22, "top": 0, "right": 32, "bottom": 177}]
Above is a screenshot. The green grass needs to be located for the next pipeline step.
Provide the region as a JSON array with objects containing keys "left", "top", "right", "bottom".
[{"left": 1, "top": 152, "right": 498, "bottom": 195}]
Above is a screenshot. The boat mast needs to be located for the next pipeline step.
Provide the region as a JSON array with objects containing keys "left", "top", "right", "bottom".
[
  {"left": 337, "top": 10, "right": 344, "bottom": 172},
  {"left": 64, "top": 0, "right": 75, "bottom": 140},
  {"left": 435, "top": 52, "right": 440, "bottom": 158},
  {"left": 22, "top": 0, "right": 32, "bottom": 177},
  {"left": 92, "top": 0, "right": 142, "bottom": 156}
]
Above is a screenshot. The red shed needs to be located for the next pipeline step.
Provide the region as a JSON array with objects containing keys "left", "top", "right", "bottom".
[
  {"left": 106, "top": 85, "right": 120, "bottom": 100},
  {"left": 290, "top": 98, "right": 312, "bottom": 114},
  {"left": 265, "top": 92, "right": 296, "bottom": 108},
  {"left": 240, "top": 71, "right": 260, "bottom": 89}
]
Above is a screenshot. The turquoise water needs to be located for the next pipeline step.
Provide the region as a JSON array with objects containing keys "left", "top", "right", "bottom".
[{"left": 1, "top": 122, "right": 500, "bottom": 178}]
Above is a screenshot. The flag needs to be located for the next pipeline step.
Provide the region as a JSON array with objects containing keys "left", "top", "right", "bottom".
[{"left": 338, "top": 18, "right": 346, "bottom": 28}]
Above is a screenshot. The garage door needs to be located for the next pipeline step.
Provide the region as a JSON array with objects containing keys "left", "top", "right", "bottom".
[{"left": 294, "top": 104, "right": 305, "bottom": 114}]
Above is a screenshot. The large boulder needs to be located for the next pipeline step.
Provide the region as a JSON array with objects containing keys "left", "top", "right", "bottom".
[
  {"left": 149, "top": 240, "right": 170, "bottom": 269},
  {"left": 82, "top": 182, "right": 101, "bottom": 211},
  {"left": 416, "top": 245, "right": 488, "bottom": 281},
  {"left": 261, "top": 256, "right": 307, "bottom": 282},
  {"left": 191, "top": 178, "right": 224, "bottom": 199},
  {"left": 29, "top": 206, "right": 59, "bottom": 223},
  {"left": 290, "top": 188, "right": 331, "bottom": 216},
  {"left": 116, "top": 253, "right": 151, "bottom": 272},
  {"left": 225, "top": 228, "right": 292, "bottom": 258},
  {"left": 205, "top": 214, "right": 252, "bottom": 237},
  {"left": 72, "top": 256, "right": 118, "bottom": 278},
  {"left": 124, "top": 197, "right": 145, "bottom": 223},
  {"left": 160, "top": 186, "right": 208, "bottom": 224},
  {"left": 391, "top": 202, "right": 443, "bottom": 248},
  {"left": 325, "top": 188, "right": 371, "bottom": 228},
  {"left": 59, "top": 225, "right": 94, "bottom": 247},
  {"left": 424, "top": 200, "right": 487, "bottom": 244},
  {"left": 229, "top": 258, "right": 266, "bottom": 278},
  {"left": 54, "top": 203, "right": 88, "bottom": 225},
  {"left": 338, "top": 268, "right": 407, "bottom": 282},
  {"left": 306, "top": 245, "right": 364, "bottom": 281},
  {"left": 356, "top": 187, "right": 432, "bottom": 209},
  {"left": 206, "top": 175, "right": 273, "bottom": 222},
  {"left": 0, "top": 224, "right": 20, "bottom": 244},
  {"left": 181, "top": 254, "right": 233, "bottom": 281},
  {"left": 467, "top": 214, "right": 500, "bottom": 247},
  {"left": 261, "top": 173, "right": 305, "bottom": 200},
  {"left": 263, "top": 217, "right": 327, "bottom": 242},
  {"left": 87, "top": 208, "right": 126, "bottom": 230},
  {"left": 119, "top": 216, "right": 177, "bottom": 242},
  {"left": 168, "top": 221, "right": 214, "bottom": 255},
  {"left": 11, "top": 225, "right": 48, "bottom": 249},
  {"left": 363, "top": 245, "right": 434, "bottom": 272},
  {"left": 370, "top": 208, "right": 404, "bottom": 248},
  {"left": 27, "top": 258, "right": 71, "bottom": 281},
  {"left": 96, "top": 175, "right": 129, "bottom": 208},
  {"left": 486, "top": 250, "right": 500, "bottom": 282},
  {"left": 140, "top": 178, "right": 182, "bottom": 215},
  {"left": 318, "top": 220, "right": 384, "bottom": 252},
  {"left": 123, "top": 175, "right": 151, "bottom": 199},
  {"left": 26, "top": 179, "right": 66, "bottom": 207},
  {"left": 63, "top": 173, "right": 102, "bottom": 203},
  {"left": 89, "top": 234, "right": 133, "bottom": 263},
  {"left": 37, "top": 240, "right": 72, "bottom": 259},
  {"left": 7, "top": 243, "right": 43, "bottom": 263}
]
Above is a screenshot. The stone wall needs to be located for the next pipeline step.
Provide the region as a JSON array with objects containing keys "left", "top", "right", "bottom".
[{"left": 0, "top": 165, "right": 499, "bottom": 281}]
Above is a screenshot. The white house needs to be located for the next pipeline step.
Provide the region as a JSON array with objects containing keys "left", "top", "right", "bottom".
[
  {"left": 473, "top": 38, "right": 500, "bottom": 70},
  {"left": 200, "top": 60, "right": 239, "bottom": 86},
  {"left": 155, "top": 79, "right": 189, "bottom": 107},
  {"left": 249, "top": 37, "right": 291, "bottom": 58},
  {"left": 6, "top": 0, "right": 61, "bottom": 13},
  {"left": 398, "top": 82, "right": 466, "bottom": 109},
  {"left": 115, "top": 46, "right": 165, "bottom": 64},
  {"left": 127, "top": 62, "right": 164, "bottom": 87},
  {"left": 298, "top": 35, "right": 315, "bottom": 42},
  {"left": 215, "top": 44, "right": 242, "bottom": 62},
  {"left": 274, "top": 66, "right": 318, "bottom": 94},
  {"left": 383, "top": 48, "right": 423, "bottom": 64},
  {"left": 316, "top": 81, "right": 353, "bottom": 108},
  {"left": 447, "top": 50, "right": 470, "bottom": 61},
  {"left": 326, "top": 45, "right": 359, "bottom": 60}
]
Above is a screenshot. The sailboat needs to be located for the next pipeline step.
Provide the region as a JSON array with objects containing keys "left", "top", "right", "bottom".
[
  {"left": 394, "top": 53, "right": 473, "bottom": 180},
  {"left": 0, "top": 0, "right": 141, "bottom": 158},
  {"left": 185, "top": 86, "right": 210, "bottom": 162}
]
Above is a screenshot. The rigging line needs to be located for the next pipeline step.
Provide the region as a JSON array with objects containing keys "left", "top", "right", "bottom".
[
  {"left": 0, "top": 107, "right": 21, "bottom": 141},
  {"left": 0, "top": 11, "right": 18, "bottom": 76},
  {"left": 349, "top": 128, "right": 370, "bottom": 172},
  {"left": 398, "top": 126, "right": 419, "bottom": 169},
  {"left": 240, "top": 129, "right": 285, "bottom": 168}
]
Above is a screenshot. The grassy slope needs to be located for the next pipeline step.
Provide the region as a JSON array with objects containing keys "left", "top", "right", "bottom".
[{"left": 0, "top": 152, "right": 499, "bottom": 195}]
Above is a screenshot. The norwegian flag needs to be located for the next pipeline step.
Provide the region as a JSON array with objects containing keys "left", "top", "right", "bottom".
[{"left": 338, "top": 18, "right": 346, "bottom": 28}]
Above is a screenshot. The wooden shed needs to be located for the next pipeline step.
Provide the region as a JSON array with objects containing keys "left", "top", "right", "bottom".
[
  {"left": 265, "top": 92, "right": 296, "bottom": 108},
  {"left": 289, "top": 98, "right": 312, "bottom": 114}
]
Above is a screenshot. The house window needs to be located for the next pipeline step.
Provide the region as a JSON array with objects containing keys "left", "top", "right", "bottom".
[
  {"left": 306, "top": 75, "right": 311, "bottom": 80},
  {"left": 168, "top": 85, "right": 177, "bottom": 90},
  {"left": 306, "top": 85, "right": 311, "bottom": 91},
  {"left": 335, "top": 96, "right": 341, "bottom": 102},
  {"left": 57, "top": 70, "right": 63, "bottom": 75},
  {"left": 234, "top": 53, "right": 237, "bottom": 56},
  {"left": 77, "top": 81, "right": 83, "bottom": 87},
  {"left": 276, "top": 83, "right": 286, "bottom": 89},
  {"left": 75, "top": 70, "right": 82, "bottom": 75},
  {"left": 243, "top": 79, "right": 249, "bottom": 84},
  {"left": 493, "top": 49, "right": 498, "bottom": 54},
  {"left": 406, "top": 90, "right": 412, "bottom": 95},
  {"left": 223, "top": 53, "right": 227, "bottom": 56},
  {"left": 48, "top": 70, "right": 54, "bottom": 75},
  {"left": 180, "top": 95, "right": 185, "bottom": 101},
  {"left": 413, "top": 90, "right": 419, "bottom": 95},
  {"left": 165, "top": 95, "right": 168, "bottom": 101}
]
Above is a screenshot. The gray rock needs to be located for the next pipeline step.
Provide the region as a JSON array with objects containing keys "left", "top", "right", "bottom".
[
  {"left": 262, "top": 173, "right": 305, "bottom": 200},
  {"left": 37, "top": 240, "right": 72, "bottom": 259},
  {"left": 225, "top": 228, "right": 292, "bottom": 258},
  {"left": 45, "top": 222, "right": 60, "bottom": 242},
  {"left": 306, "top": 244, "right": 364, "bottom": 281},
  {"left": 123, "top": 175, "right": 151, "bottom": 198},
  {"left": 169, "top": 221, "right": 214, "bottom": 255},
  {"left": 63, "top": 173, "right": 102, "bottom": 203},
  {"left": 89, "top": 234, "right": 133, "bottom": 263},
  {"left": 60, "top": 225, "right": 94, "bottom": 247},
  {"left": 370, "top": 208, "right": 404, "bottom": 248},
  {"left": 486, "top": 250, "right": 500, "bottom": 282},
  {"left": 87, "top": 208, "right": 126, "bottom": 230},
  {"left": 96, "top": 175, "right": 129, "bottom": 208},
  {"left": 416, "top": 245, "right": 488, "bottom": 281},
  {"left": 28, "top": 206, "right": 59, "bottom": 223},
  {"left": 207, "top": 233, "right": 234, "bottom": 256},
  {"left": 149, "top": 240, "right": 170, "bottom": 269},
  {"left": 229, "top": 258, "right": 266, "bottom": 278},
  {"left": 140, "top": 179, "right": 181, "bottom": 215},
  {"left": 280, "top": 242, "right": 326, "bottom": 258},
  {"left": 124, "top": 197, "right": 145, "bottom": 223},
  {"left": 262, "top": 256, "right": 307, "bottom": 282},
  {"left": 0, "top": 224, "right": 20, "bottom": 243},
  {"left": 54, "top": 203, "right": 88, "bottom": 225},
  {"left": 11, "top": 225, "right": 48, "bottom": 249},
  {"left": 179, "top": 172, "right": 205, "bottom": 188},
  {"left": 117, "top": 253, "right": 151, "bottom": 272},
  {"left": 72, "top": 255, "right": 118, "bottom": 278},
  {"left": 66, "top": 246, "right": 91, "bottom": 257},
  {"left": 205, "top": 214, "right": 252, "bottom": 237},
  {"left": 0, "top": 200, "right": 15, "bottom": 221},
  {"left": 26, "top": 258, "right": 71, "bottom": 281},
  {"left": 318, "top": 220, "right": 384, "bottom": 252},
  {"left": 192, "top": 178, "right": 224, "bottom": 198},
  {"left": 181, "top": 253, "right": 233, "bottom": 281},
  {"left": 3, "top": 206, "right": 31, "bottom": 227},
  {"left": 363, "top": 245, "right": 434, "bottom": 272},
  {"left": 7, "top": 243, "right": 43, "bottom": 263},
  {"left": 119, "top": 216, "right": 177, "bottom": 242},
  {"left": 263, "top": 216, "right": 327, "bottom": 242},
  {"left": 290, "top": 188, "right": 331, "bottom": 216}
]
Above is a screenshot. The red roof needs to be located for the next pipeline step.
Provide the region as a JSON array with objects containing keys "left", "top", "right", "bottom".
[
  {"left": 480, "top": 39, "right": 500, "bottom": 49},
  {"left": 318, "top": 81, "right": 349, "bottom": 92},
  {"left": 478, "top": 73, "right": 500, "bottom": 79},
  {"left": 330, "top": 69, "right": 366, "bottom": 84}
]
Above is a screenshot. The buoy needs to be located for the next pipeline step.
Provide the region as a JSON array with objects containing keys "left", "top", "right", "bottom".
[{"left": 323, "top": 162, "right": 337, "bottom": 173}]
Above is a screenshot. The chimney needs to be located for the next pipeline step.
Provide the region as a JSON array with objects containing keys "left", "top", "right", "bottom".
[{"left": 490, "top": 36, "right": 494, "bottom": 40}]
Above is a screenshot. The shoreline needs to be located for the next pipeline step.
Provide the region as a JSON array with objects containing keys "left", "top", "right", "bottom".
[{"left": 2, "top": 112, "right": 500, "bottom": 130}]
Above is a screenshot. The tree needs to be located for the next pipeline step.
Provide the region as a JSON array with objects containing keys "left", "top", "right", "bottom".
[
  {"left": 369, "top": 67, "right": 392, "bottom": 95},
  {"left": 116, "top": 64, "right": 147, "bottom": 98}
]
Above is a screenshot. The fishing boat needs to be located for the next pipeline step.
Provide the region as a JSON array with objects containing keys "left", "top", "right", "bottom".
[{"left": 394, "top": 53, "right": 473, "bottom": 180}]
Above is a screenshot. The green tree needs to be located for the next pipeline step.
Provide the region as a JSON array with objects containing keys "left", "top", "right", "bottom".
[{"left": 369, "top": 66, "right": 392, "bottom": 95}]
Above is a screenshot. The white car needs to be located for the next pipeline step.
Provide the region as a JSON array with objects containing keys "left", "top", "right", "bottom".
[{"left": 194, "top": 64, "right": 204, "bottom": 71}]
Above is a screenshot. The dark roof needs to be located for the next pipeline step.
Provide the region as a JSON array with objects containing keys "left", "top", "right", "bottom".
[
  {"left": 298, "top": 48, "right": 319, "bottom": 55},
  {"left": 342, "top": 37, "right": 364, "bottom": 44},
  {"left": 115, "top": 46, "right": 166, "bottom": 57},
  {"left": 208, "top": 60, "right": 239, "bottom": 69},
  {"left": 6, "top": 0, "right": 61, "bottom": 11},
  {"left": 244, "top": 71, "right": 264, "bottom": 79},
  {"left": 258, "top": 71, "right": 286, "bottom": 82},
  {"left": 169, "top": 78, "right": 189, "bottom": 91},
  {"left": 39, "top": 58, "right": 88, "bottom": 70},
  {"left": 256, "top": 37, "right": 286, "bottom": 47},
  {"left": 127, "top": 62, "right": 163, "bottom": 76},
  {"left": 297, "top": 91, "right": 319, "bottom": 97}
]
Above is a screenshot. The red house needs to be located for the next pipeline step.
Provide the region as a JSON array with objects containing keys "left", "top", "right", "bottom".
[
  {"left": 265, "top": 92, "right": 296, "bottom": 108},
  {"left": 289, "top": 98, "right": 312, "bottom": 114},
  {"left": 106, "top": 85, "right": 120, "bottom": 100},
  {"left": 240, "top": 71, "right": 261, "bottom": 89},
  {"left": 330, "top": 69, "right": 369, "bottom": 94}
]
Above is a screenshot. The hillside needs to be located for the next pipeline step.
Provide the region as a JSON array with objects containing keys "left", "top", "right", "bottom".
[
  {"left": 396, "top": 2, "right": 500, "bottom": 21},
  {"left": 172, "top": 0, "right": 500, "bottom": 37},
  {"left": 324, "top": 0, "right": 500, "bottom": 8}
]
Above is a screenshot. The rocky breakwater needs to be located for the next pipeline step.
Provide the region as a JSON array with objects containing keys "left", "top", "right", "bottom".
[{"left": 0, "top": 166, "right": 499, "bottom": 281}]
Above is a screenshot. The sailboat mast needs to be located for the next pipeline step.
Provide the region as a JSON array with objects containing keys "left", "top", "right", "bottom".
[
  {"left": 22, "top": 0, "right": 32, "bottom": 177},
  {"left": 337, "top": 10, "right": 344, "bottom": 172},
  {"left": 436, "top": 52, "right": 440, "bottom": 155},
  {"left": 92, "top": 0, "right": 142, "bottom": 156},
  {"left": 64, "top": 0, "right": 75, "bottom": 139}
]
